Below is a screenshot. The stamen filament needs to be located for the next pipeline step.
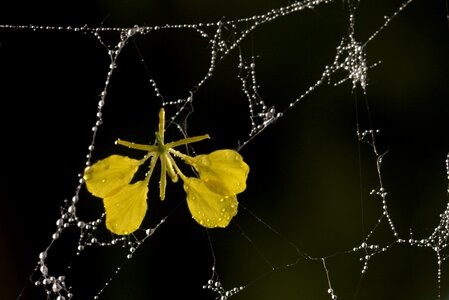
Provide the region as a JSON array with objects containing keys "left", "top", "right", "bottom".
[
  {"left": 160, "top": 154, "right": 167, "bottom": 200},
  {"left": 168, "top": 154, "right": 187, "bottom": 181},
  {"left": 144, "top": 153, "right": 159, "bottom": 184},
  {"left": 116, "top": 139, "right": 158, "bottom": 152},
  {"left": 165, "top": 153, "right": 179, "bottom": 183},
  {"left": 165, "top": 134, "right": 210, "bottom": 149}
]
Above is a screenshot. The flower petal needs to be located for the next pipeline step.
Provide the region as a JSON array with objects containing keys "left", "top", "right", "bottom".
[
  {"left": 183, "top": 177, "right": 238, "bottom": 228},
  {"left": 188, "top": 150, "right": 249, "bottom": 196},
  {"left": 84, "top": 155, "right": 140, "bottom": 198},
  {"left": 103, "top": 180, "right": 149, "bottom": 235}
]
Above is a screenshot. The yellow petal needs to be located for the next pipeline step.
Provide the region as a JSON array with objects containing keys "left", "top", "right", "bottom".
[
  {"left": 188, "top": 150, "right": 249, "bottom": 196},
  {"left": 183, "top": 177, "right": 238, "bottom": 228},
  {"left": 103, "top": 180, "right": 149, "bottom": 235},
  {"left": 84, "top": 155, "right": 140, "bottom": 198}
]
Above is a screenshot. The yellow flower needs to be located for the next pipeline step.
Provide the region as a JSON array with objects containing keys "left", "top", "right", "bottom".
[{"left": 83, "top": 108, "right": 249, "bottom": 235}]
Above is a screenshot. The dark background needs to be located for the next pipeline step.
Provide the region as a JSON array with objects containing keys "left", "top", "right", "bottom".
[{"left": 1, "top": 0, "right": 449, "bottom": 299}]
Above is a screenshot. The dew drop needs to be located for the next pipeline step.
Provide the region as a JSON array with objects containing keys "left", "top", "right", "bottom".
[
  {"left": 40, "top": 265, "right": 48, "bottom": 275},
  {"left": 68, "top": 205, "right": 76, "bottom": 214},
  {"left": 52, "top": 282, "right": 62, "bottom": 292},
  {"left": 200, "top": 156, "right": 211, "bottom": 166},
  {"left": 39, "top": 251, "right": 47, "bottom": 260}
]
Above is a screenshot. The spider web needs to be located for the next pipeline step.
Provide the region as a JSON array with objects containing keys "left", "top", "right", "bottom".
[{"left": 2, "top": 0, "right": 449, "bottom": 299}]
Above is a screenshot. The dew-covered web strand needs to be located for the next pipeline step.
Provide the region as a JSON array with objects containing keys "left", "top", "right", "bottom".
[
  {"left": 353, "top": 91, "right": 448, "bottom": 297},
  {"left": 350, "top": 87, "right": 393, "bottom": 297},
  {"left": 322, "top": 259, "right": 338, "bottom": 300},
  {"left": 199, "top": 204, "right": 308, "bottom": 299},
  {"left": 203, "top": 230, "right": 246, "bottom": 300},
  {"left": 354, "top": 94, "right": 367, "bottom": 243}
]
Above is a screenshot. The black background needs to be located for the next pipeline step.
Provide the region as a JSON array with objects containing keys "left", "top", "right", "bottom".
[{"left": 1, "top": 0, "right": 449, "bottom": 299}]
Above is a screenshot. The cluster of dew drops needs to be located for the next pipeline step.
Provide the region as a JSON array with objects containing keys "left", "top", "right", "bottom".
[
  {"left": 33, "top": 191, "right": 162, "bottom": 299},
  {"left": 202, "top": 276, "right": 244, "bottom": 300}
]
